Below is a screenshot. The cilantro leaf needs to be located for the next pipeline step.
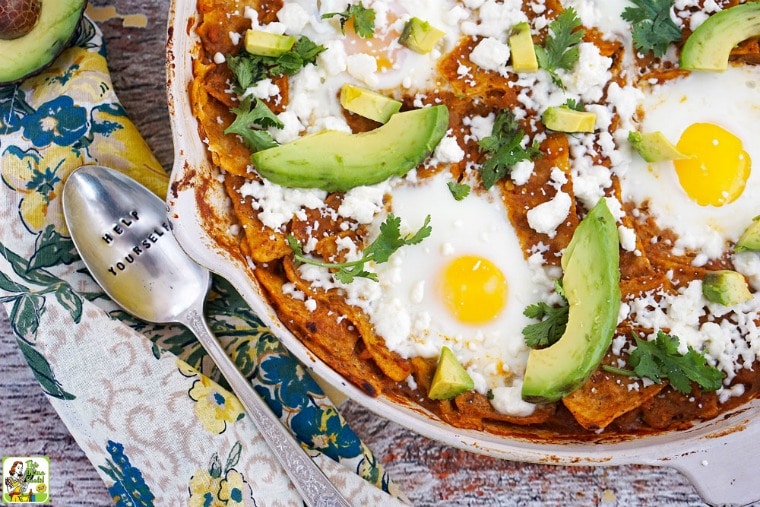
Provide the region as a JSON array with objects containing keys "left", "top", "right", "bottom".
[
  {"left": 224, "top": 97, "right": 282, "bottom": 151},
  {"left": 477, "top": 110, "right": 541, "bottom": 190},
  {"left": 288, "top": 213, "right": 432, "bottom": 283},
  {"left": 226, "top": 35, "right": 325, "bottom": 91},
  {"left": 621, "top": 0, "right": 682, "bottom": 57},
  {"left": 563, "top": 98, "right": 584, "bottom": 111},
  {"left": 447, "top": 181, "right": 471, "bottom": 201},
  {"left": 535, "top": 8, "right": 585, "bottom": 87},
  {"left": 603, "top": 331, "right": 724, "bottom": 394},
  {"left": 522, "top": 288, "right": 569, "bottom": 349},
  {"left": 322, "top": 3, "right": 376, "bottom": 38}
]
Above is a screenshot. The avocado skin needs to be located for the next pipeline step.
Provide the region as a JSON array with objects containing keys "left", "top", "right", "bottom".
[
  {"left": 0, "top": 0, "right": 87, "bottom": 84},
  {"left": 521, "top": 199, "right": 621, "bottom": 404},
  {"left": 680, "top": 2, "right": 760, "bottom": 71},
  {"left": 251, "top": 105, "right": 450, "bottom": 192}
]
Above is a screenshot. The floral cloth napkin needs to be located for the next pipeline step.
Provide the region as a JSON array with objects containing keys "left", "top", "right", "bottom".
[{"left": 0, "top": 16, "right": 407, "bottom": 506}]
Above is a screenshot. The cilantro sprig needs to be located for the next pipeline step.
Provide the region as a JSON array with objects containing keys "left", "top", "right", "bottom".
[
  {"left": 447, "top": 181, "right": 471, "bottom": 201},
  {"left": 224, "top": 97, "right": 282, "bottom": 151},
  {"left": 563, "top": 98, "right": 584, "bottom": 111},
  {"left": 621, "top": 0, "right": 682, "bottom": 58},
  {"left": 536, "top": 7, "right": 585, "bottom": 87},
  {"left": 227, "top": 36, "right": 325, "bottom": 91},
  {"left": 603, "top": 331, "right": 724, "bottom": 394},
  {"left": 477, "top": 110, "right": 541, "bottom": 190},
  {"left": 287, "top": 213, "right": 432, "bottom": 283},
  {"left": 522, "top": 281, "right": 569, "bottom": 348},
  {"left": 322, "top": 3, "right": 376, "bottom": 38}
]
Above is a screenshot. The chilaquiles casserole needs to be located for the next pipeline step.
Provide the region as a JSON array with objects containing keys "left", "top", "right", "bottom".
[{"left": 189, "top": 0, "right": 760, "bottom": 438}]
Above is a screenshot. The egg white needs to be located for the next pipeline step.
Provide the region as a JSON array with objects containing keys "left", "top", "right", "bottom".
[{"left": 621, "top": 64, "right": 760, "bottom": 260}]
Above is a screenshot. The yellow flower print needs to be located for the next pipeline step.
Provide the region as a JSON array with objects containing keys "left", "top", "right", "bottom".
[
  {"left": 188, "top": 375, "right": 245, "bottom": 434},
  {"left": 86, "top": 104, "right": 168, "bottom": 197},
  {"left": 218, "top": 469, "right": 256, "bottom": 507},
  {"left": 1, "top": 144, "right": 83, "bottom": 234},
  {"left": 188, "top": 469, "right": 225, "bottom": 507},
  {"left": 177, "top": 359, "right": 201, "bottom": 378},
  {"left": 25, "top": 47, "right": 111, "bottom": 106}
]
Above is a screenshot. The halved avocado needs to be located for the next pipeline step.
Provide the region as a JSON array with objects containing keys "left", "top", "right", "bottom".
[
  {"left": 251, "top": 105, "right": 449, "bottom": 192},
  {"left": 0, "top": 0, "right": 87, "bottom": 84},
  {"left": 522, "top": 199, "right": 621, "bottom": 403},
  {"left": 680, "top": 2, "right": 760, "bottom": 71}
]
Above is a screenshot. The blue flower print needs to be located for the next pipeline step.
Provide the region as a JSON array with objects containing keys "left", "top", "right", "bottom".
[
  {"left": 257, "top": 353, "right": 323, "bottom": 411},
  {"left": 99, "top": 440, "right": 155, "bottom": 507},
  {"left": 290, "top": 405, "right": 362, "bottom": 461},
  {"left": 20, "top": 95, "right": 87, "bottom": 147}
]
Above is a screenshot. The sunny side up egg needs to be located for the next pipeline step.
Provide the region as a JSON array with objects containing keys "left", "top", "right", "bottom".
[
  {"left": 270, "top": 0, "right": 463, "bottom": 135},
  {"left": 621, "top": 64, "right": 760, "bottom": 260},
  {"left": 365, "top": 172, "right": 550, "bottom": 400}
]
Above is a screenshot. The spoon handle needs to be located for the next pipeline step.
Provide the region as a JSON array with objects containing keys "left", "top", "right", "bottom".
[{"left": 181, "top": 304, "right": 353, "bottom": 507}]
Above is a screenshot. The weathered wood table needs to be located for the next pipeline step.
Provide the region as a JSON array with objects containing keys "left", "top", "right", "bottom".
[{"left": 0, "top": 1, "right": 709, "bottom": 504}]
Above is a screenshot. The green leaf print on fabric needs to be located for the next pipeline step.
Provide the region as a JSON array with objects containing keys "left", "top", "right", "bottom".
[
  {"left": 0, "top": 240, "right": 83, "bottom": 399},
  {"left": 16, "top": 337, "right": 75, "bottom": 400}
]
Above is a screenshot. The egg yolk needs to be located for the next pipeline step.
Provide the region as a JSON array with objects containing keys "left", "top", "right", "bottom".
[
  {"left": 439, "top": 255, "right": 508, "bottom": 325},
  {"left": 343, "top": 16, "right": 402, "bottom": 71},
  {"left": 674, "top": 122, "right": 751, "bottom": 207}
]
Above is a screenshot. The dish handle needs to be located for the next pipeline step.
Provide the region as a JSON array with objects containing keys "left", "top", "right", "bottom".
[{"left": 652, "top": 416, "right": 760, "bottom": 505}]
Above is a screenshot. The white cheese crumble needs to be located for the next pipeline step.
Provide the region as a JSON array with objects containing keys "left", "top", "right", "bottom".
[
  {"left": 510, "top": 160, "right": 535, "bottom": 186},
  {"left": 238, "top": 179, "right": 326, "bottom": 230},
  {"left": 527, "top": 191, "right": 571, "bottom": 238},
  {"left": 432, "top": 134, "right": 466, "bottom": 164},
  {"left": 469, "top": 37, "right": 510, "bottom": 74},
  {"left": 489, "top": 382, "right": 536, "bottom": 416}
]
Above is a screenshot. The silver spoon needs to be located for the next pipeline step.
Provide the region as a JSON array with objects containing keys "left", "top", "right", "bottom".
[{"left": 62, "top": 165, "right": 352, "bottom": 507}]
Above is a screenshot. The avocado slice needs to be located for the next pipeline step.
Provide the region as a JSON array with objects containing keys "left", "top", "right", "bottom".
[
  {"left": 399, "top": 17, "right": 445, "bottom": 54},
  {"left": 628, "top": 131, "right": 691, "bottom": 162},
  {"left": 542, "top": 106, "right": 596, "bottom": 133},
  {"left": 339, "top": 84, "right": 402, "bottom": 124},
  {"left": 244, "top": 29, "right": 296, "bottom": 57},
  {"left": 509, "top": 22, "right": 538, "bottom": 72},
  {"left": 736, "top": 216, "right": 760, "bottom": 252},
  {"left": 251, "top": 105, "right": 449, "bottom": 192},
  {"left": 428, "top": 346, "right": 475, "bottom": 400},
  {"left": 0, "top": 0, "right": 86, "bottom": 84},
  {"left": 680, "top": 2, "right": 760, "bottom": 71},
  {"left": 703, "top": 270, "right": 753, "bottom": 306},
  {"left": 522, "top": 199, "right": 621, "bottom": 403}
]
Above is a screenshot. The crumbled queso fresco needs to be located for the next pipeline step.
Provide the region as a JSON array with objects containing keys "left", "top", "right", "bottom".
[{"left": 221, "top": 0, "right": 760, "bottom": 418}]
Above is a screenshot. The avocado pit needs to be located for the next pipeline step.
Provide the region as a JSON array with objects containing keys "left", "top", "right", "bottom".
[{"left": 0, "top": 0, "right": 41, "bottom": 39}]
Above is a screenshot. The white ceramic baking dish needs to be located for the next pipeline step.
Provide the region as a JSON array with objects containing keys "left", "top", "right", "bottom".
[{"left": 165, "top": 2, "right": 760, "bottom": 504}]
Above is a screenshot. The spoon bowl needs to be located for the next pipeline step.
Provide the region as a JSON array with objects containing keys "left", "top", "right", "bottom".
[
  {"left": 62, "top": 165, "right": 351, "bottom": 507},
  {"left": 62, "top": 165, "right": 208, "bottom": 324}
]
